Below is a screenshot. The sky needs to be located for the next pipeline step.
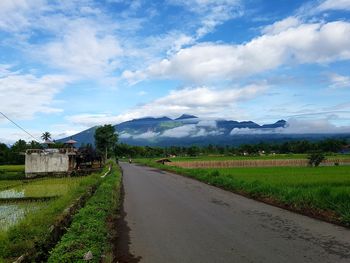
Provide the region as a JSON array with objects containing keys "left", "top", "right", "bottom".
[{"left": 0, "top": 0, "right": 350, "bottom": 143}]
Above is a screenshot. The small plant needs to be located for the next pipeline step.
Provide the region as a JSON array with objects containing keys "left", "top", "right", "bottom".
[
  {"left": 307, "top": 152, "right": 326, "bottom": 167},
  {"left": 210, "top": 170, "right": 220, "bottom": 177}
]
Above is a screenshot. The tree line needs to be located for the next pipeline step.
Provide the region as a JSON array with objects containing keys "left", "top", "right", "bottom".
[
  {"left": 113, "top": 138, "right": 348, "bottom": 158},
  {"left": 0, "top": 124, "right": 348, "bottom": 165}
]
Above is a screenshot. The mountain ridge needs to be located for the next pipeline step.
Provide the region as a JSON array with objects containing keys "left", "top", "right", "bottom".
[{"left": 58, "top": 114, "right": 290, "bottom": 146}]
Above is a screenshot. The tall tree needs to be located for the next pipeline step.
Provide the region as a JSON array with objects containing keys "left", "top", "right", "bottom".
[
  {"left": 94, "top": 124, "right": 118, "bottom": 162},
  {"left": 41, "top": 132, "right": 52, "bottom": 141}
]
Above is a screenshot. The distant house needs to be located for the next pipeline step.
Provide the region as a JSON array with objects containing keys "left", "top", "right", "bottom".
[{"left": 25, "top": 148, "right": 77, "bottom": 178}]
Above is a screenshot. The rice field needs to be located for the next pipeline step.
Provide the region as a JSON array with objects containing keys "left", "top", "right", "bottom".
[
  {"left": 171, "top": 153, "right": 349, "bottom": 162},
  {"left": 0, "top": 176, "right": 94, "bottom": 234},
  {"left": 0, "top": 165, "right": 25, "bottom": 180},
  {"left": 0, "top": 202, "right": 47, "bottom": 231}
]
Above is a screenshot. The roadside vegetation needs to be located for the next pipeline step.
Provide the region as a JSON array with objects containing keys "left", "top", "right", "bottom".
[
  {"left": 48, "top": 163, "right": 121, "bottom": 263},
  {"left": 136, "top": 158, "right": 350, "bottom": 226},
  {"left": 0, "top": 171, "right": 103, "bottom": 262}
]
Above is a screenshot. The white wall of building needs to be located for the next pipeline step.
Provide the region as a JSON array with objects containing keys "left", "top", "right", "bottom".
[{"left": 25, "top": 152, "right": 69, "bottom": 174}]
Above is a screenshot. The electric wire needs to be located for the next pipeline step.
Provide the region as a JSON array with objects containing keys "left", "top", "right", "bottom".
[{"left": 0, "top": 111, "right": 40, "bottom": 142}]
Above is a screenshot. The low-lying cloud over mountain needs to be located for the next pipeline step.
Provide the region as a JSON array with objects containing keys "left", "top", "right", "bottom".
[{"left": 58, "top": 114, "right": 350, "bottom": 147}]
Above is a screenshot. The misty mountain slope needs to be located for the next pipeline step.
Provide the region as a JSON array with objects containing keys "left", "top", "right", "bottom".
[{"left": 57, "top": 115, "right": 299, "bottom": 146}]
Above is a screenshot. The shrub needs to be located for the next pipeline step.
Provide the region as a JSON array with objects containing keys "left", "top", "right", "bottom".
[{"left": 308, "top": 152, "right": 326, "bottom": 167}]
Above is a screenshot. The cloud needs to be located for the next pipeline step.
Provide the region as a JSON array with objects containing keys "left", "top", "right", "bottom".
[
  {"left": 328, "top": 73, "right": 350, "bottom": 89},
  {"left": 124, "top": 21, "right": 350, "bottom": 83},
  {"left": 41, "top": 21, "right": 122, "bottom": 77},
  {"left": 65, "top": 84, "right": 267, "bottom": 127},
  {"left": 133, "top": 131, "right": 160, "bottom": 139},
  {"left": 317, "top": 0, "right": 350, "bottom": 11},
  {"left": 262, "top": 16, "right": 301, "bottom": 35},
  {"left": 0, "top": 0, "right": 48, "bottom": 32},
  {"left": 65, "top": 114, "right": 122, "bottom": 127},
  {"left": 168, "top": 0, "right": 243, "bottom": 38},
  {"left": 162, "top": 124, "right": 196, "bottom": 138},
  {"left": 230, "top": 128, "right": 277, "bottom": 135},
  {"left": 0, "top": 68, "right": 70, "bottom": 120},
  {"left": 283, "top": 117, "right": 350, "bottom": 134}
]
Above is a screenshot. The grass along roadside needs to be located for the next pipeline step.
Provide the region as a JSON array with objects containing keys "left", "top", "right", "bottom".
[
  {"left": 0, "top": 170, "right": 106, "bottom": 262},
  {"left": 136, "top": 159, "right": 350, "bottom": 227},
  {"left": 48, "top": 163, "right": 122, "bottom": 263}
]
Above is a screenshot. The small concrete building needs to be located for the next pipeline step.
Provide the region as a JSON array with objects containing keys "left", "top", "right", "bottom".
[{"left": 25, "top": 148, "right": 77, "bottom": 178}]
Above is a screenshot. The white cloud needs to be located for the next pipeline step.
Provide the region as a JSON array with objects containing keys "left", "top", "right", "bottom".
[
  {"left": 124, "top": 21, "right": 350, "bottom": 83},
  {"left": 328, "top": 73, "right": 350, "bottom": 88},
  {"left": 162, "top": 124, "right": 197, "bottom": 138},
  {"left": 283, "top": 117, "right": 350, "bottom": 134},
  {"left": 0, "top": 68, "right": 70, "bottom": 120},
  {"left": 65, "top": 114, "right": 122, "bottom": 127},
  {"left": 317, "top": 0, "right": 350, "bottom": 11},
  {"left": 196, "top": 120, "right": 217, "bottom": 128},
  {"left": 0, "top": 0, "right": 48, "bottom": 32},
  {"left": 262, "top": 16, "right": 301, "bottom": 35},
  {"left": 230, "top": 127, "right": 277, "bottom": 135},
  {"left": 169, "top": 0, "right": 243, "bottom": 38},
  {"left": 65, "top": 84, "right": 267, "bottom": 127},
  {"left": 41, "top": 21, "right": 122, "bottom": 77},
  {"left": 133, "top": 131, "right": 160, "bottom": 139}
]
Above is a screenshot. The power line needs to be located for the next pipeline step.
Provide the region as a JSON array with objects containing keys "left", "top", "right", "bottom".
[{"left": 0, "top": 111, "right": 40, "bottom": 142}]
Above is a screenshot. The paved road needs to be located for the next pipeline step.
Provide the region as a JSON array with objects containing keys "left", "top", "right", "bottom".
[{"left": 116, "top": 162, "right": 350, "bottom": 263}]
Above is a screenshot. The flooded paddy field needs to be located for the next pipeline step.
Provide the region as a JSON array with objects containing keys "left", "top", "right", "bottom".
[{"left": 0, "top": 172, "right": 91, "bottom": 234}]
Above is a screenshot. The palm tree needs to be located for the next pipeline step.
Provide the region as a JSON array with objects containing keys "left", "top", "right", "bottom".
[{"left": 41, "top": 132, "right": 52, "bottom": 142}]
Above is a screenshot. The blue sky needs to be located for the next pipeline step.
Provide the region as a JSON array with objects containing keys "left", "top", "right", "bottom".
[{"left": 0, "top": 0, "right": 350, "bottom": 143}]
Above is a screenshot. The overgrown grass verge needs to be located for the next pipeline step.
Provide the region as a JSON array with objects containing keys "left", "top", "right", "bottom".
[
  {"left": 136, "top": 159, "right": 350, "bottom": 227},
  {"left": 0, "top": 171, "right": 104, "bottom": 262},
  {"left": 47, "top": 164, "right": 121, "bottom": 263}
]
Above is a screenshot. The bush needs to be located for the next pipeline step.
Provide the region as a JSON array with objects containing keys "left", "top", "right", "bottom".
[
  {"left": 210, "top": 170, "right": 220, "bottom": 177},
  {"left": 308, "top": 152, "right": 326, "bottom": 167}
]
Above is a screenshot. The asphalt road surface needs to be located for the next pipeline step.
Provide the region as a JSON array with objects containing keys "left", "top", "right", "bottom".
[{"left": 116, "top": 162, "right": 350, "bottom": 263}]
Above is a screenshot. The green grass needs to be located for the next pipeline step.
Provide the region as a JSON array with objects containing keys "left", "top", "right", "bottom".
[
  {"left": 0, "top": 165, "right": 25, "bottom": 172},
  {"left": 0, "top": 165, "right": 25, "bottom": 180},
  {"left": 48, "top": 164, "right": 121, "bottom": 263},
  {"left": 0, "top": 172, "right": 103, "bottom": 262},
  {"left": 170, "top": 153, "right": 350, "bottom": 162},
  {"left": 0, "top": 181, "right": 23, "bottom": 191},
  {"left": 3, "top": 177, "right": 92, "bottom": 198},
  {"left": 137, "top": 159, "right": 350, "bottom": 226}
]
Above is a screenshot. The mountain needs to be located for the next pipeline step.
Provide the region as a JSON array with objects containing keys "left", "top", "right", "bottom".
[
  {"left": 58, "top": 114, "right": 294, "bottom": 147},
  {"left": 57, "top": 115, "right": 349, "bottom": 147},
  {"left": 175, "top": 114, "right": 198, "bottom": 120}
]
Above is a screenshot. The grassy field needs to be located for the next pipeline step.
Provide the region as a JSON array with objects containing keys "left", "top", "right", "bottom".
[
  {"left": 0, "top": 172, "right": 103, "bottom": 262},
  {"left": 0, "top": 165, "right": 25, "bottom": 180},
  {"left": 0, "top": 177, "right": 92, "bottom": 198},
  {"left": 136, "top": 158, "right": 350, "bottom": 226},
  {"left": 170, "top": 153, "right": 349, "bottom": 162},
  {"left": 0, "top": 165, "right": 25, "bottom": 172},
  {"left": 0, "top": 161, "right": 122, "bottom": 263}
]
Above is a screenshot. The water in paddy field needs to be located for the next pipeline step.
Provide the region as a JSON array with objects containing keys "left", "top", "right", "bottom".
[
  {"left": 0, "top": 203, "right": 45, "bottom": 231},
  {"left": 0, "top": 189, "right": 25, "bottom": 198}
]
